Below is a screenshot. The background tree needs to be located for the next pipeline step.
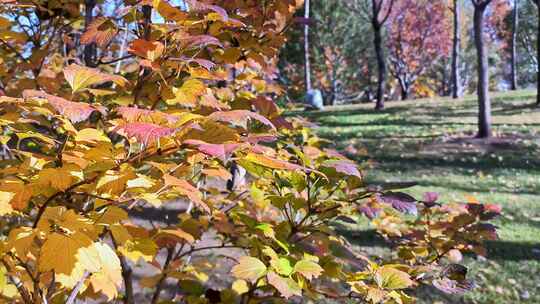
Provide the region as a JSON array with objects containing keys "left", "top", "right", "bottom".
[
  {"left": 386, "top": 0, "right": 452, "bottom": 100},
  {"left": 515, "top": 0, "right": 538, "bottom": 88},
  {"left": 472, "top": 0, "right": 495, "bottom": 138},
  {"left": 531, "top": 0, "right": 540, "bottom": 105},
  {"left": 304, "top": 0, "right": 312, "bottom": 92},
  {"left": 311, "top": 0, "right": 372, "bottom": 105},
  {"left": 511, "top": 0, "right": 519, "bottom": 90},
  {"left": 452, "top": 0, "right": 464, "bottom": 98},
  {"left": 370, "top": 0, "right": 395, "bottom": 109}
]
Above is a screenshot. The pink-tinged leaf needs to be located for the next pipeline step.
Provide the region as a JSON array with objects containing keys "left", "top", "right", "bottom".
[
  {"left": 116, "top": 106, "right": 179, "bottom": 125},
  {"left": 378, "top": 192, "right": 418, "bottom": 215},
  {"left": 422, "top": 192, "right": 440, "bottom": 207},
  {"left": 163, "top": 174, "right": 209, "bottom": 213},
  {"left": 184, "top": 139, "right": 242, "bottom": 163},
  {"left": 250, "top": 144, "right": 275, "bottom": 155},
  {"left": 271, "top": 116, "right": 293, "bottom": 130},
  {"left": 177, "top": 56, "right": 217, "bottom": 70},
  {"left": 209, "top": 110, "right": 276, "bottom": 130},
  {"left": 323, "top": 149, "right": 348, "bottom": 159},
  {"left": 433, "top": 278, "right": 475, "bottom": 295},
  {"left": 114, "top": 122, "right": 175, "bottom": 145},
  {"left": 321, "top": 160, "right": 361, "bottom": 178},
  {"left": 480, "top": 204, "right": 502, "bottom": 220},
  {"left": 252, "top": 96, "right": 279, "bottom": 117},
  {"left": 199, "top": 91, "right": 230, "bottom": 110},
  {"left": 242, "top": 134, "right": 277, "bottom": 144},
  {"left": 23, "top": 90, "right": 104, "bottom": 123},
  {"left": 358, "top": 205, "right": 381, "bottom": 219},
  {"left": 473, "top": 223, "right": 499, "bottom": 240},
  {"left": 185, "top": 0, "right": 228, "bottom": 21},
  {"left": 184, "top": 35, "right": 223, "bottom": 49},
  {"left": 423, "top": 192, "right": 439, "bottom": 203}
]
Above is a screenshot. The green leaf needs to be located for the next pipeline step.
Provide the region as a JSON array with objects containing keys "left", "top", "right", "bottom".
[
  {"left": 271, "top": 257, "right": 293, "bottom": 276},
  {"left": 231, "top": 256, "right": 267, "bottom": 282}
]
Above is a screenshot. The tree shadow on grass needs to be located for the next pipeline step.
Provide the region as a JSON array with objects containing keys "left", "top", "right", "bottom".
[{"left": 333, "top": 225, "right": 540, "bottom": 262}]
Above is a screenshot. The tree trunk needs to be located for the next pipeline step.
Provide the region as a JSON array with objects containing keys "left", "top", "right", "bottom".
[
  {"left": 451, "top": 0, "right": 462, "bottom": 98},
  {"left": 510, "top": 0, "right": 519, "bottom": 90},
  {"left": 304, "top": 0, "right": 312, "bottom": 92},
  {"left": 373, "top": 24, "right": 386, "bottom": 109},
  {"left": 83, "top": 0, "right": 97, "bottom": 67},
  {"left": 537, "top": 2, "right": 540, "bottom": 105},
  {"left": 473, "top": 2, "right": 492, "bottom": 138},
  {"left": 401, "top": 85, "right": 410, "bottom": 100},
  {"left": 398, "top": 78, "right": 409, "bottom": 100}
]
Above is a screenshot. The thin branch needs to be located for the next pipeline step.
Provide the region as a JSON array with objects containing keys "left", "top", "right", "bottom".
[
  {"left": 99, "top": 54, "right": 134, "bottom": 65},
  {"left": 65, "top": 271, "right": 90, "bottom": 304},
  {"left": 150, "top": 247, "right": 175, "bottom": 304}
]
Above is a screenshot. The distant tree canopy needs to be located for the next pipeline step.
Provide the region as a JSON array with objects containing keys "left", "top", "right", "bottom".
[{"left": 280, "top": 0, "right": 532, "bottom": 104}]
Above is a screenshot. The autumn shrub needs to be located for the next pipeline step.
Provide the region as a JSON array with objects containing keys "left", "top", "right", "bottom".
[{"left": 0, "top": 1, "right": 499, "bottom": 303}]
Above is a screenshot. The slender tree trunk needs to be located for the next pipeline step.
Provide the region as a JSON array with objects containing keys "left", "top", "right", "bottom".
[
  {"left": 401, "top": 86, "right": 409, "bottom": 100},
  {"left": 83, "top": 0, "right": 97, "bottom": 67},
  {"left": 451, "top": 0, "right": 462, "bottom": 98},
  {"left": 397, "top": 78, "right": 409, "bottom": 100},
  {"left": 304, "top": 0, "right": 312, "bottom": 92},
  {"left": 373, "top": 24, "right": 386, "bottom": 109},
  {"left": 537, "top": 1, "right": 540, "bottom": 105},
  {"left": 473, "top": 2, "right": 492, "bottom": 138},
  {"left": 510, "top": 0, "right": 519, "bottom": 90}
]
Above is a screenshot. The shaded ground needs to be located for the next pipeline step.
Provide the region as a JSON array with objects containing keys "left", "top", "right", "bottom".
[{"left": 291, "top": 90, "right": 540, "bottom": 304}]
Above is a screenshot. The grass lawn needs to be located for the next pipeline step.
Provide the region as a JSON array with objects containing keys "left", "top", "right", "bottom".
[{"left": 291, "top": 90, "right": 540, "bottom": 304}]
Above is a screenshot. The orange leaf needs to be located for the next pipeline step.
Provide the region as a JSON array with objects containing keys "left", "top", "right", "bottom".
[
  {"left": 80, "top": 17, "right": 118, "bottom": 48},
  {"left": 128, "top": 39, "right": 164, "bottom": 61}
]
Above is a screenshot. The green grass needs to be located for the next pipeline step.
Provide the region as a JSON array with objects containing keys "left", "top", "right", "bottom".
[{"left": 293, "top": 90, "right": 540, "bottom": 303}]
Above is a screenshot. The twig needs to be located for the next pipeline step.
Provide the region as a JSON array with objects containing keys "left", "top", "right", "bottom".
[
  {"left": 65, "top": 271, "right": 90, "bottom": 304},
  {"left": 110, "top": 232, "right": 134, "bottom": 304},
  {"left": 151, "top": 247, "right": 175, "bottom": 304}
]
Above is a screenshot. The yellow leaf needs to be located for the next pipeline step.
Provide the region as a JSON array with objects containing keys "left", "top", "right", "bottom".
[
  {"left": 93, "top": 206, "right": 128, "bottom": 225},
  {"left": 97, "top": 167, "right": 137, "bottom": 195},
  {"left": 118, "top": 239, "right": 157, "bottom": 263},
  {"left": 6, "top": 227, "right": 36, "bottom": 258},
  {"left": 37, "top": 207, "right": 94, "bottom": 234},
  {"left": 231, "top": 279, "right": 249, "bottom": 295},
  {"left": 39, "top": 232, "right": 93, "bottom": 275},
  {"left": 231, "top": 256, "right": 267, "bottom": 282},
  {"left": 293, "top": 259, "right": 323, "bottom": 281},
  {"left": 75, "top": 128, "right": 111, "bottom": 143},
  {"left": 126, "top": 175, "right": 156, "bottom": 189},
  {"left": 0, "top": 191, "right": 15, "bottom": 216},
  {"left": 139, "top": 193, "right": 162, "bottom": 207},
  {"left": 64, "top": 64, "right": 127, "bottom": 93},
  {"left": 78, "top": 243, "right": 122, "bottom": 300},
  {"left": 154, "top": 228, "right": 195, "bottom": 244},
  {"left": 36, "top": 166, "right": 80, "bottom": 192},
  {"left": 165, "top": 79, "right": 206, "bottom": 107},
  {"left": 374, "top": 266, "right": 414, "bottom": 290}
]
